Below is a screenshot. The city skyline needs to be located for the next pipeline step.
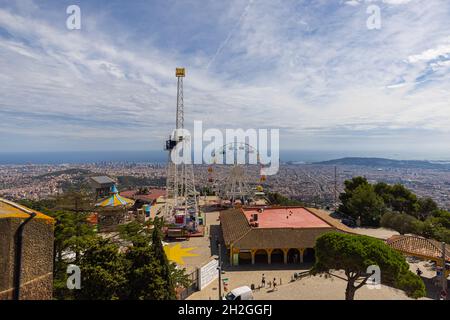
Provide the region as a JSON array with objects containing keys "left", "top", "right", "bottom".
[{"left": 1, "top": 0, "right": 450, "bottom": 158}]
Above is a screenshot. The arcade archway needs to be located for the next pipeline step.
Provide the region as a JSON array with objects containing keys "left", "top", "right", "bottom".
[
  {"left": 287, "top": 248, "right": 301, "bottom": 263},
  {"left": 303, "top": 248, "right": 315, "bottom": 263},
  {"left": 271, "top": 249, "right": 284, "bottom": 264},
  {"left": 254, "top": 249, "right": 268, "bottom": 264}
]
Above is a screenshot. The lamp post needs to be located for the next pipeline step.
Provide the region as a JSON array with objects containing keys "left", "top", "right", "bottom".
[{"left": 218, "top": 243, "right": 222, "bottom": 300}]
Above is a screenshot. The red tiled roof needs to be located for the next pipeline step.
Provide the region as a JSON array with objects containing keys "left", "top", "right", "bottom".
[
  {"left": 306, "top": 207, "right": 356, "bottom": 233},
  {"left": 119, "top": 189, "right": 165, "bottom": 202},
  {"left": 243, "top": 207, "right": 331, "bottom": 228},
  {"left": 220, "top": 207, "right": 351, "bottom": 249},
  {"left": 220, "top": 209, "right": 251, "bottom": 247},
  {"left": 387, "top": 235, "right": 449, "bottom": 262}
]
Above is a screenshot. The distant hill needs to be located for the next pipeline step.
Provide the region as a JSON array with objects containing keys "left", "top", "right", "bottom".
[
  {"left": 314, "top": 157, "right": 450, "bottom": 169},
  {"left": 117, "top": 175, "right": 166, "bottom": 189},
  {"left": 36, "top": 168, "right": 92, "bottom": 178}
]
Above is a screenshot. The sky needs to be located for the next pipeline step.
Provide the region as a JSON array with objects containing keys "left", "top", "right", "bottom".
[{"left": 0, "top": 0, "right": 450, "bottom": 159}]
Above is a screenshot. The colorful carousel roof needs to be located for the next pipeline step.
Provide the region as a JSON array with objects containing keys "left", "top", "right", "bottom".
[{"left": 95, "top": 185, "right": 134, "bottom": 207}]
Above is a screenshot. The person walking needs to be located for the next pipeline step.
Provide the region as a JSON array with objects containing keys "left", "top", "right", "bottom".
[
  {"left": 416, "top": 268, "right": 423, "bottom": 277},
  {"left": 261, "top": 274, "right": 266, "bottom": 288},
  {"left": 273, "top": 278, "right": 277, "bottom": 291}
]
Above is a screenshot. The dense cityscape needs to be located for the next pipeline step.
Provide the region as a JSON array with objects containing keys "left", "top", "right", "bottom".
[{"left": 2, "top": 160, "right": 450, "bottom": 210}]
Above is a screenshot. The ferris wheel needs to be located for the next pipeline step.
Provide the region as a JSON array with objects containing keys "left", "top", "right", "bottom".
[{"left": 207, "top": 142, "right": 267, "bottom": 205}]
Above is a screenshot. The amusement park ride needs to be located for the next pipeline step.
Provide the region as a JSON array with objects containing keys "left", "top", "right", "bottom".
[
  {"left": 207, "top": 142, "right": 267, "bottom": 205},
  {"left": 164, "top": 68, "right": 200, "bottom": 233},
  {"left": 162, "top": 68, "right": 268, "bottom": 236}
]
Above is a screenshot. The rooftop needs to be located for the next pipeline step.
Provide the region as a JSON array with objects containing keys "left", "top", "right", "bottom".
[
  {"left": 243, "top": 207, "right": 331, "bottom": 229},
  {"left": 387, "top": 235, "right": 449, "bottom": 263},
  {"left": 120, "top": 189, "right": 166, "bottom": 202},
  {"left": 0, "top": 197, "right": 54, "bottom": 223},
  {"left": 90, "top": 176, "right": 115, "bottom": 185},
  {"left": 220, "top": 207, "right": 350, "bottom": 250}
]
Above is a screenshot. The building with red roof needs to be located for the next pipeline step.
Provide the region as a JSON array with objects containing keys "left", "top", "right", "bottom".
[
  {"left": 220, "top": 206, "right": 354, "bottom": 266},
  {"left": 119, "top": 189, "right": 166, "bottom": 204}
]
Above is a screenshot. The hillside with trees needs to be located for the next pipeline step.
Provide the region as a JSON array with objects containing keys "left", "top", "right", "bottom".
[{"left": 338, "top": 177, "right": 450, "bottom": 243}]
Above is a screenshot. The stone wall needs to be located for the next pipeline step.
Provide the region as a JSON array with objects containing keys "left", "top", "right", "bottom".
[{"left": 0, "top": 216, "right": 54, "bottom": 300}]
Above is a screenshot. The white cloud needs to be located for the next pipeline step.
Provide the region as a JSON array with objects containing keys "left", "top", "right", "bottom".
[
  {"left": 408, "top": 43, "right": 450, "bottom": 63},
  {"left": 0, "top": 0, "right": 449, "bottom": 155}
]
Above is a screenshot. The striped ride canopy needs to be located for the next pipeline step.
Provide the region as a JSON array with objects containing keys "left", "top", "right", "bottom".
[{"left": 95, "top": 185, "right": 134, "bottom": 207}]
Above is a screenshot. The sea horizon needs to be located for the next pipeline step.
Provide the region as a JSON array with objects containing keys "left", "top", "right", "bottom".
[{"left": 1, "top": 150, "right": 450, "bottom": 165}]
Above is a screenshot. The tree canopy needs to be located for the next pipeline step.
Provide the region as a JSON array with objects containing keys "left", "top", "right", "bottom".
[
  {"left": 267, "top": 192, "right": 305, "bottom": 206},
  {"left": 338, "top": 177, "right": 450, "bottom": 242},
  {"left": 312, "top": 232, "right": 426, "bottom": 300},
  {"left": 345, "top": 183, "right": 385, "bottom": 227},
  {"left": 19, "top": 195, "right": 189, "bottom": 300}
]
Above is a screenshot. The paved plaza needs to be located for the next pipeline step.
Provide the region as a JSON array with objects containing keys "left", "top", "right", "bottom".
[
  {"left": 162, "top": 207, "right": 439, "bottom": 300},
  {"left": 187, "top": 266, "right": 427, "bottom": 300}
]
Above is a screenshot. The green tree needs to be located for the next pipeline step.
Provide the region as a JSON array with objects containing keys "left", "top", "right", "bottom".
[
  {"left": 380, "top": 211, "right": 420, "bottom": 235},
  {"left": 121, "top": 242, "right": 189, "bottom": 300},
  {"left": 267, "top": 192, "right": 305, "bottom": 206},
  {"left": 55, "top": 188, "right": 94, "bottom": 213},
  {"left": 339, "top": 177, "right": 369, "bottom": 214},
  {"left": 118, "top": 220, "right": 153, "bottom": 246},
  {"left": 119, "top": 218, "right": 190, "bottom": 299},
  {"left": 345, "top": 184, "right": 385, "bottom": 226},
  {"left": 122, "top": 243, "right": 165, "bottom": 299},
  {"left": 17, "top": 193, "right": 190, "bottom": 300},
  {"left": 17, "top": 198, "right": 56, "bottom": 214},
  {"left": 75, "top": 238, "right": 127, "bottom": 300},
  {"left": 50, "top": 209, "right": 97, "bottom": 300},
  {"left": 430, "top": 210, "right": 450, "bottom": 228},
  {"left": 52, "top": 189, "right": 97, "bottom": 263},
  {"left": 422, "top": 214, "right": 450, "bottom": 243},
  {"left": 374, "top": 182, "right": 394, "bottom": 206},
  {"left": 417, "top": 198, "right": 439, "bottom": 220},
  {"left": 389, "top": 184, "right": 419, "bottom": 215},
  {"left": 151, "top": 217, "right": 177, "bottom": 299},
  {"left": 312, "top": 232, "right": 426, "bottom": 300}
]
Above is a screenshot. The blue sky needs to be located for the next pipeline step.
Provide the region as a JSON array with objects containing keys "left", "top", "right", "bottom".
[{"left": 0, "top": 0, "right": 450, "bottom": 158}]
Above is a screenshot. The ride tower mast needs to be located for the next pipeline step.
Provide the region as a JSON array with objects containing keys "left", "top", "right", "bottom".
[{"left": 164, "top": 68, "right": 199, "bottom": 230}]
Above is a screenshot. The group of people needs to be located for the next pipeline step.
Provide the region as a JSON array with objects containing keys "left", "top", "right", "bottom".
[{"left": 261, "top": 274, "right": 280, "bottom": 291}]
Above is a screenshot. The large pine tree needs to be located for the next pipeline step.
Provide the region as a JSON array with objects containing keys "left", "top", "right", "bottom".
[{"left": 151, "top": 217, "right": 176, "bottom": 300}]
